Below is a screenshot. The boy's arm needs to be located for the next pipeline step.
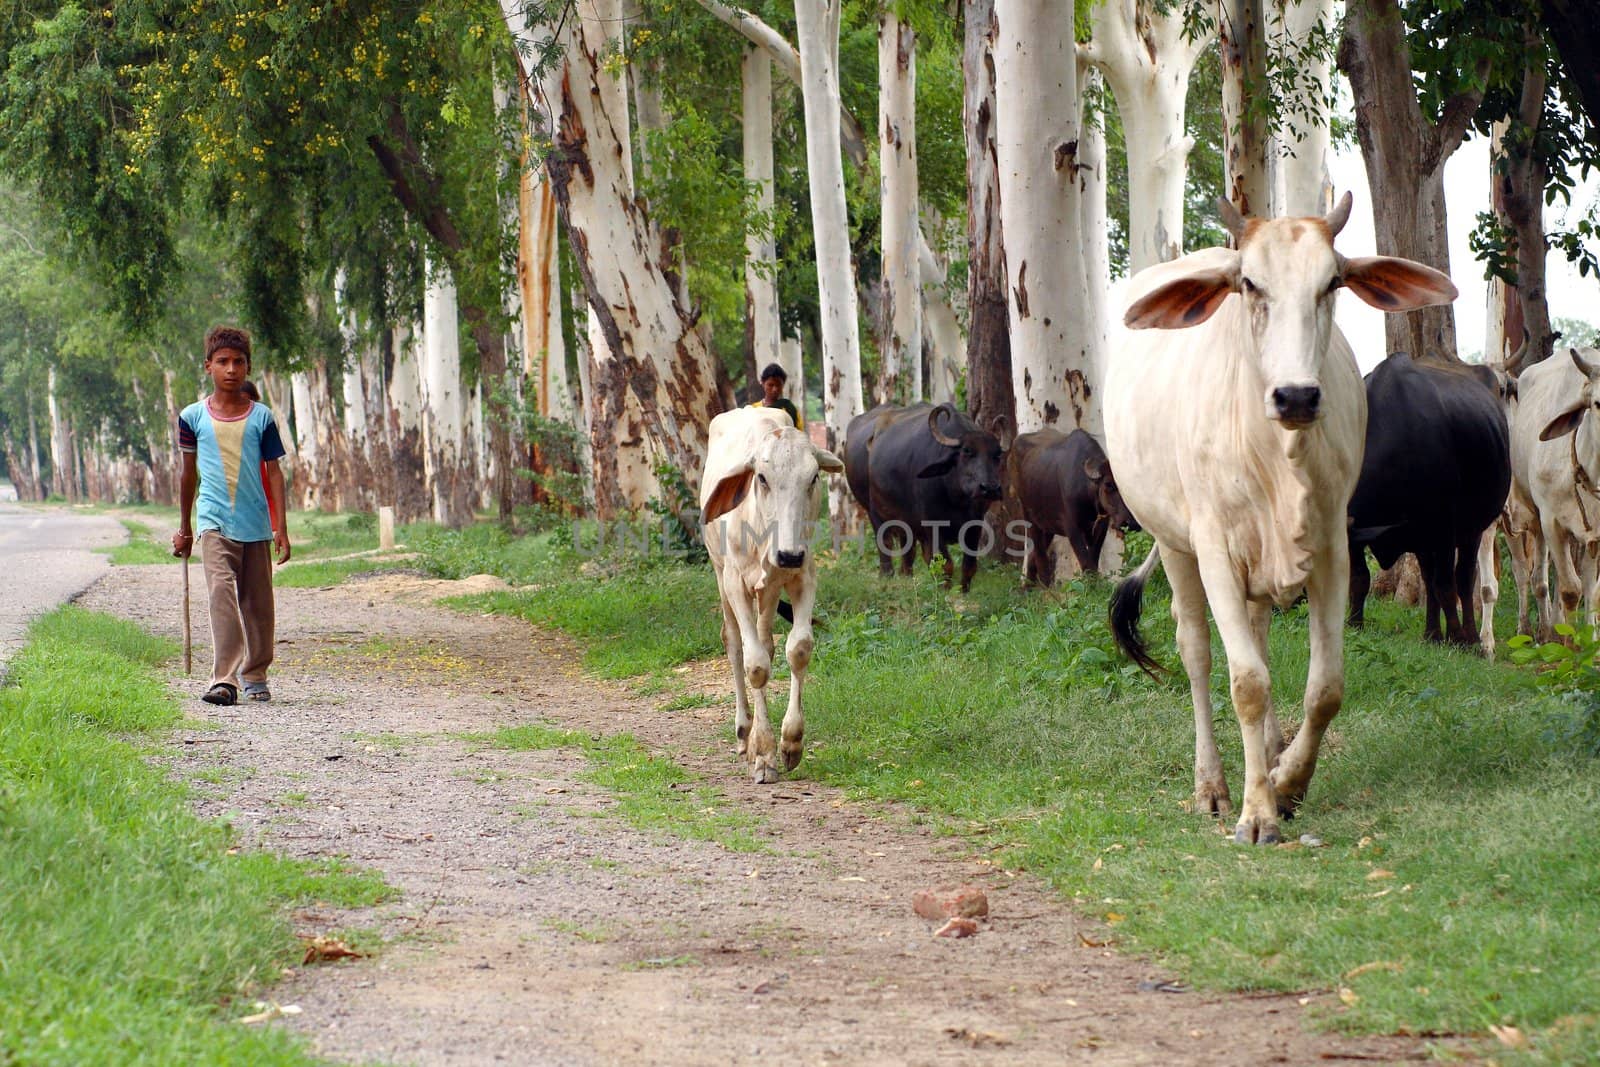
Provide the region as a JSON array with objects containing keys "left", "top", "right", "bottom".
[
  {"left": 266, "top": 459, "right": 291, "bottom": 564},
  {"left": 172, "top": 451, "right": 198, "bottom": 558}
]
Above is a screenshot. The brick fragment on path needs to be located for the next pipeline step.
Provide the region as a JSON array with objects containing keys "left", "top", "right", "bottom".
[
  {"left": 912, "top": 885, "right": 989, "bottom": 921},
  {"left": 934, "top": 917, "right": 979, "bottom": 938}
]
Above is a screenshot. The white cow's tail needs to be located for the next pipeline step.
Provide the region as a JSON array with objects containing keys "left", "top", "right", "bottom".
[{"left": 1109, "top": 545, "right": 1164, "bottom": 679}]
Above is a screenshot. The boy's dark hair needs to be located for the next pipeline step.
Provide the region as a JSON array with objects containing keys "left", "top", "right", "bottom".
[
  {"left": 759, "top": 363, "right": 787, "bottom": 383},
  {"left": 240, "top": 380, "right": 261, "bottom": 402},
  {"left": 205, "top": 325, "right": 252, "bottom": 363}
]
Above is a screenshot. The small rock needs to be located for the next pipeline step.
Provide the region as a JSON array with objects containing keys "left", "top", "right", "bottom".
[
  {"left": 1299, "top": 834, "right": 1324, "bottom": 848},
  {"left": 912, "top": 885, "right": 989, "bottom": 921},
  {"left": 934, "top": 917, "right": 979, "bottom": 939}
]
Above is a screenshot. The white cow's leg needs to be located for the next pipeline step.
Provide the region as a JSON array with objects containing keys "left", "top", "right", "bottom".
[
  {"left": 725, "top": 583, "right": 777, "bottom": 783},
  {"left": 1195, "top": 547, "right": 1278, "bottom": 844},
  {"left": 1476, "top": 527, "right": 1498, "bottom": 659},
  {"left": 1507, "top": 519, "right": 1533, "bottom": 636},
  {"left": 780, "top": 573, "right": 817, "bottom": 772},
  {"left": 1272, "top": 546, "right": 1347, "bottom": 820},
  {"left": 719, "top": 593, "right": 752, "bottom": 755},
  {"left": 1546, "top": 517, "right": 1582, "bottom": 639},
  {"left": 1249, "top": 600, "right": 1283, "bottom": 768},
  {"left": 1166, "top": 549, "right": 1229, "bottom": 817}
]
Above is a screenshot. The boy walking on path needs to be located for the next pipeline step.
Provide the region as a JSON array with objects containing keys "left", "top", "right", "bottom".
[{"left": 171, "top": 326, "right": 291, "bottom": 706}]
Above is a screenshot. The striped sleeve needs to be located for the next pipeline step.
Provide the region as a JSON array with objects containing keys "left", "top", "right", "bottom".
[
  {"left": 258, "top": 410, "right": 286, "bottom": 462},
  {"left": 176, "top": 409, "right": 198, "bottom": 453}
]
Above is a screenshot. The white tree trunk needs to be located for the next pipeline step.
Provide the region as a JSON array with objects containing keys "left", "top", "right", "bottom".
[
  {"left": 1220, "top": 0, "right": 1273, "bottom": 216},
  {"left": 877, "top": 11, "right": 921, "bottom": 403},
  {"left": 918, "top": 234, "right": 964, "bottom": 405},
  {"left": 516, "top": 120, "right": 576, "bottom": 428},
  {"left": 289, "top": 369, "right": 319, "bottom": 509},
  {"left": 26, "top": 401, "right": 42, "bottom": 499},
  {"left": 778, "top": 333, "right": 805, "bottom": 411},
  {"left": 46, "top": 366, "right": 71, "bottom": 500},
  {"left": 421, "top": 266, "right": 473, "bottom": 526},
  {"left": 794, "top": 0, "right": 865, "bottom": 531},
  {"left": 742, "top": 45, "right": 782, "bottom": 384},
  {"left": 1272, "top": 0, "right": 1335, "bottom": 216},
  {"left": 993, "top": 0, "right": 1093, "bottom": 434},
  {"left": 507, "top": 0, "right": 723, "bottom": 504},
  {"left": 1080, "top": 0, "right": 1206, "bottom": 270},
  {"left": 1078, "top": 62, "right": 1110, "bottom": 387}
]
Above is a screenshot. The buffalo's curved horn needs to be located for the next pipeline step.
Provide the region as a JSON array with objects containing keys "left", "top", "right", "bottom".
[
  {"left": 988, "top": 412, "right": 1014, "bottom": 446},
  {"left": 1571, "top": 346, "right": 1599, "bottom": 380},
  {"left": 1216, "top": 197, "right": 1247, "bottom": 242},
  {"left": 928, "top": 404, "right": 962, "bottom": 447},
  {"left": 1324, "top": 191, "right": 1354, "bottom": 237}
]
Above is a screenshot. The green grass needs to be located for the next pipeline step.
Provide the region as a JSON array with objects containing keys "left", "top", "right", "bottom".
[
  {"left": 459, "top": 722, "right": 767, "bottom": 853},
  {"left": 0, "top": 607, "right": 393, "bottom": 1065},
  {"left": 102, "top": 518, "right": 181, "bottom": 565},
  {"left": 425, "top": 526, "right": 1600, "bottom": 1062}
]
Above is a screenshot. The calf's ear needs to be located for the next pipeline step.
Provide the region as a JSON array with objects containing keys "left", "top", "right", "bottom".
[
  {"left": 703, "top": 468, "right": 754, "bottom": 523},
  {"left": 1540, "top": 403, "right": 1587, "bottom": 442},
  {"left": 917, "top": 453, "right": 958, "bottom": 479},
  {"left": 1340, "top": 256, "right": 1457, "bottom": 312},
  {"left": 813, "top": 448, "right": 845, "bottom": 474},
  {"left": 1082, "top": 456, "right": 1107, "bottom": 481}
]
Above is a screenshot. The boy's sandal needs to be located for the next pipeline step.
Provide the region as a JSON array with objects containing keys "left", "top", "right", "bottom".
[
  {"left": 242, "top": 681, "right": 271, "bottom": 703},
  {"left": 202, "top": 682, "right": 238, "bottom": 706}
]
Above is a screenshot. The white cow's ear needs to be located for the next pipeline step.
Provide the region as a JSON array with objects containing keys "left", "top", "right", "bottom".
[
  {"left": 703, "top": 467, "right": 754, "bottom": 523},
  {"left": 1540, "top": 403, "right": 1586, "bottom": 442},
  {"left": 1123, "top": 267, "right": 1237, "bottom": 330},
  {"left": 813, "top": 448, "right": 845, "bottom": 474},
  {"left": 1340, "top": 256, "right": 1457, "bottom": 312}
]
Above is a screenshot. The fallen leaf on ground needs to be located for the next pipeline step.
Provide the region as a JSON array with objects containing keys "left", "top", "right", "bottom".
[
  {"left": 1344, "top": 960, "right": 1404, "bottom": 979},
  {"left": 944, "top": 1027, "right": 1009, "bottom": 1047},
  {"left": 934, "top": 917, "right": 979, "bottom": 938},
  {"left": 238, "top": 1002, "right": 303, "bottom": 1025},
  {"left": 301, "top": 935, "right": 365, "bottom": 965},
  {"left": 1338, "top": 987, "right": 1360, "bottom": 1007},
  {"left": 1490, "top": 1024, "right": 1528, "bottom": 1049},
  {"left": 1105, "top": 912, "right": 1126, "bottom": 924},
  {"left": 1077, "top": 932, "right": 1116, "bottom": 948},
  {"left": 1366, "top": 868, "right": 1395, "bottom": 881}
]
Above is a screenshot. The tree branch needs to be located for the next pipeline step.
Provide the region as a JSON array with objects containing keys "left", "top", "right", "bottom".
[
  {"left": 1427, "top": 58, "right": 1489, "bottom": 172},
  {"left": 693, "top": 0, "right": 868, "bottom": 167}
]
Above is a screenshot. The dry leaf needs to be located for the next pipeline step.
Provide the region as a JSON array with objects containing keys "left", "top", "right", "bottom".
[
  {"left": 301, "top": 936, "right": 365, "bottom": 965},
  {"left": 238, "top": 1002, "right": 302, "bottom": 1025},
  {"left": 1338, "top": 987, "right": 1360, "bottom": 1007},
  {"left": 1077, "top": 932, "right": 1116, "bottom": 948},
  {"left": 944, "top": 1027, "right": 1009, "bottom": 1047},
  {"left": 1092, "top": 857, "right": 1104, "bottom": 871},
  {"left": 1344, "top": 960, "right": 1405, "bottom": 979},
  {"left": 1366, "top": 868, "right": 1395, "bottom": 881},
  {"left": 1105, "top": 912, "right": 1126, "bottom": 924},
  {"left": 838, "top": 876, "right": 867, "bottom": 883},
  {"left": 1490, "top": 1024, "right": 1528, "bottom": 1049}
]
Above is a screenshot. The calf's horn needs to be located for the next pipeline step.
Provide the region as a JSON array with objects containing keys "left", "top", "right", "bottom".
[
  {"left": 1571, "top": 347, "right": 1599, "bottom": 380},
  {"left": 928, "top": 404, "right": 962, "bottom": 448},
  {"left": 1216, "top": 197, "right": 1247, "bottom": 242}
]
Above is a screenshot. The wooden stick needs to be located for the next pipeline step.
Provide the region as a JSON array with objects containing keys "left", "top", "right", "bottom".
[{"left": 182, "top": 554, "right": 192, "bottom": 677}]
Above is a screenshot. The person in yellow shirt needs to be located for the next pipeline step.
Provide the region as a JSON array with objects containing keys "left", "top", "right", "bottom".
[{"left": 750, "top": 363, "right": 803, "bottom": 428}]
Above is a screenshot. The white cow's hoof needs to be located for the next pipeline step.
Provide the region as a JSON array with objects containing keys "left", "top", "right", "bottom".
[
  {"left": 752, "top": 762, "right": 780, "bottom": 785},
  {"left": 780, "top": 740, "right": 803, "bottom": 772},
  {"left": 1234, "top": 813, "right": 1281, "bottom": 846},
  {"left": 1194, "top": 780, "right": 1232, "bottom": 818}
]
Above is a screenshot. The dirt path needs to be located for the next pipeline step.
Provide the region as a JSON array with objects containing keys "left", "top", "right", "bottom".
[{"left": 80, "top": 566, "right": 1448, "bottom": 1066}]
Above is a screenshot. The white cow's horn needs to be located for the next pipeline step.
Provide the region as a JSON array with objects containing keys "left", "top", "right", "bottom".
[
  {"left": 1216, "top": 197, "right": 1246, "bottom": 241},
  {"left": 1571, "top": 347, "right": 1598, "bottom": 380},
  {"left": 1324, "top": 191, "right": 1354, "bottom": 237}
]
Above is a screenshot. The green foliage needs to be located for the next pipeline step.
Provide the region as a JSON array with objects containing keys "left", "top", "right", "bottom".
[
  {"left": 1506, "top": 628, "right": 1600, "bottom": 759},
  {"left": 0, "top": 607, "right": 391, "bottom": 1064},
  {"left": 646, "top": 461, "right": 707, "bottom": 563}
]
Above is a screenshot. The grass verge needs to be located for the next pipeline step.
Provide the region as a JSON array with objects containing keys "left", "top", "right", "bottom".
[
  {"left": 460, "top": 722, "right": 767, "bottom": 853},
  {"left": 421, "top": 525, "right": 1600, "bottom": 1062},
  {"left": 0, "top": 607, "right": 393, "bottom": 1065}
]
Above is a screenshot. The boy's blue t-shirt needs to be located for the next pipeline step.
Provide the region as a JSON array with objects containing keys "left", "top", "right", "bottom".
[{"left": 177, "top": 399, "right": 286, "bottom": 543}]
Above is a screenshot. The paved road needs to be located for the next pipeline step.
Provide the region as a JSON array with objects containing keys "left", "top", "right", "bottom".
[{"left": 0, "top": 503, "right": 126, "bottom": 675}]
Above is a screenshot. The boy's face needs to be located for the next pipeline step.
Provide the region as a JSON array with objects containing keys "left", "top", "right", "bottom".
[
  {"left": 206, "top": 348, "right": 250, "bottom": 393},
  {"left": 762, "top": 376, "right": 784, "bottom": 403}
]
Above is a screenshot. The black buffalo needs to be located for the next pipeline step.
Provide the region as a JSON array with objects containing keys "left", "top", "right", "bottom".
[
  {"left": 1348, "top": 352, "right": 1511, "bottom": 644},
  {"left": 1006, "top": 428, "right": 1139, "bottom": 585},
  {"left": 845, "top": 402, "right": 1004, "bottom": 592}
]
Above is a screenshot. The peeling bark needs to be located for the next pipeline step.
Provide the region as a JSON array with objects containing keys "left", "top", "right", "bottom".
[
  {"left": 964, "top": 0, "right": 1016, "bottom": 442},
  {"left": 1220, "top": 0, "right": 1273, "bottom": 217},
  {"left": 743, "top": 45, "right": 781, "bottom": 390},
  {"left": 878, "top": 12, "right": 921, "bottom": 403}
]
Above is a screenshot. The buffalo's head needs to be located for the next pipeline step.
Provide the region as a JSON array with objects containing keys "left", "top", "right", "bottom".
[
  {"left": 1083, "top": 453, "right": 1140, "bottom": 534},
  {"left": 917, "top": 404, "right": 1004, "bottom": 507}
]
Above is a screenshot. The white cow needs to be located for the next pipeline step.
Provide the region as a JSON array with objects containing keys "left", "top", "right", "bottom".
[
  {"left": 1508, "top": 346, "right": 1600, "bottom": 639},
  {"left": 700, "top": 407, "right": 844, "bottom": 783},
  {"left": 1105, "top": 193, "right": 1457, "bottom": 844}
]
